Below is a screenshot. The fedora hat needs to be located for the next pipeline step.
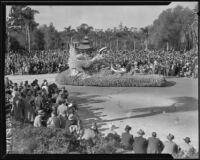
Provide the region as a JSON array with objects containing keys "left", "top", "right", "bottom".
[
  {"left": 167, "top": 133, "right": 174, "bottom": 140},
  {"left": 125, "top": 125, "right": 131, "bottom": 131},
  {"left": 38, "top": 110, "right": 45, "bottom": 115},
  {"left": 68, "top": 114, "right": 75, "bottom": 120},
  {"left": 37, "top": 90, "right": 42, "bottom": 94},
  {"left": 152, "top": 132, "right": 157, "bottom": 137},
  {"left": 183, "top": 137, "right": 191, "bottom": 143},
  {"left": 137, "top": 129, "right": 145, "bottom": 135},
  {"left": 68, "top": 103, "right": 72, "bottom": 108}
]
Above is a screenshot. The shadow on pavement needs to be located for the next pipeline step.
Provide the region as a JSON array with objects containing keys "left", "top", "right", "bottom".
[{"left": 103, "top": 97, "right": 198, "bottom": 123}]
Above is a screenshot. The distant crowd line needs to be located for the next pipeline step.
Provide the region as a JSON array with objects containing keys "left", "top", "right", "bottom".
[{"left": 5, "top": 48, "right": 198, "bottom": 78}]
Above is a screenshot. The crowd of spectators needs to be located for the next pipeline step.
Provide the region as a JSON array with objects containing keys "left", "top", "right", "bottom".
[
  {"left": 105, "top": 49, "right": 198, "bottom": 78},
  {"left": 5, "top": 50, "right": 69, "bottom": 75},
  {"left": 5, "top": 48, "right": 198, "bottom": 78},
  {"left": 5, "top": 77, "right": 197, "bottom": 157}
]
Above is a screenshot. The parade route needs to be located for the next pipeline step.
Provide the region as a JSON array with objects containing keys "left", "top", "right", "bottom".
[{"left": 7, "top": 74, "right": 198, "bottom": 150}]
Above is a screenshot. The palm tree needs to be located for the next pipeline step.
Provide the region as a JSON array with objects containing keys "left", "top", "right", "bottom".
[
  {"left": 8, "top": 5, "right": 39, "bottom": 52},
  {"left": 141, "top": 26, "right": 149, "bottom": 51}
]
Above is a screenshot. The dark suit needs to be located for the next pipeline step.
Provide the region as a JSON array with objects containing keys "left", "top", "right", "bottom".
[
  {"left": 147, "top": 137, "right": 164, "bottom": 153},
  {"left": 121, "top": 132, "right": 134, "bottom": 150},
  {"left": 133, "top": 136, "right": 148, "bottom": 153}
]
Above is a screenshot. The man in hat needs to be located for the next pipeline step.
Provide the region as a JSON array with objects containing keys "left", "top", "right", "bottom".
[
  {"left": 35, "top": 90, "right": 44, "bottom": 112},
  {"left": 147, "top": 132, "right": 164, "bottom": 153},
  {"left": 34, "top": 110, "right": 45, "bottom": 127},
  {"left": 47, "top": 111, "right": 60, "bottom": 129},
  {"left": 162, "top": 133, "right": 179, "bottom": 155},
  {"left": 57, "top": 99, "right": 68, "bottom": 129},
  {"left": 56, "top": 90, "right": 67, "bottom": 105},
  {"left": 180, "top": 137, "right": 196, "bottom": 157},
  {"left": 121, "top": 125, "right": 134, "bottom": 150},
  {"left": 133, "top": 129, "right": 148, "bottom": 153}
]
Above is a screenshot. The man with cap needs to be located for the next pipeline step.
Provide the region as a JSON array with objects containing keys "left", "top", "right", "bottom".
[
  {"left": 180, "top": 137, "right": 196, "bottom": 157},
  {"left": 147, "top": 132, "right": 164, "bottom": 153},
  {"left": 34, "top": 110, "right": 45, "bottom": 127},
  {"left": 162, "top": 133, "right": 179, "bottom": 155},
  {"left": 133, "top": 129, "right": 148, "bottom": 153},
  {"left": 121, "top": 125, "right": 134, "bottom": 150}
]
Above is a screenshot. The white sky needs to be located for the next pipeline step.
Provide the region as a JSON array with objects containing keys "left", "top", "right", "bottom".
[{"left": 6, "top": 2, "right": 198, "bottom": 31}]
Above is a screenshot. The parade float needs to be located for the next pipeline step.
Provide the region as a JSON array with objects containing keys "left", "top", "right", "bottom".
[{"left": 55, "top": 36, "right": 166, "bottom": 87}]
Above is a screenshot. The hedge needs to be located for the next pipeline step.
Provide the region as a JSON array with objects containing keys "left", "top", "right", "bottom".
[{"left": 55, "top": 70, "right": 167, "bottom": 87}]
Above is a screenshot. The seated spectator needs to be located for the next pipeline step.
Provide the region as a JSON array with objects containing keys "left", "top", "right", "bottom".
[
  {"left": 180, "top": 137, "right": 196, "bottom": 157},
  {"left": 121, "top": 125, "right": 134, "bottom": 150},
  {"left": 147, "top": 132, "right": 164, "bottom": 153},
  {"left": 33, "top": 110, "right": 45, "bottom": 127},
  {"left": 47, "top": 111, "right": 60, "bottom": 128},
  {"left": 133, "top": 129, "right": 148, "bottom": 153},
  {"left": 81, "top": 122, "right": 99, "bottom": 141},
  {"left": 162, "top": 133, "right": 179, "bottom": 156}
]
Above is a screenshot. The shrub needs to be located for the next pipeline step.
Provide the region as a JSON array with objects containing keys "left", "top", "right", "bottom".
[{"left": 55, "top": 70, "right": 167, "bottom": 87}]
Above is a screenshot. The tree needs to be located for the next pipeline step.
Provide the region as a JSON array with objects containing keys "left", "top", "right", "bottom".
[
  {"left": 31, "top": 28, "right": 45, "bottom": 50},
  {"left": 8, "top": 5, "right": 39, "bottom": 52}
]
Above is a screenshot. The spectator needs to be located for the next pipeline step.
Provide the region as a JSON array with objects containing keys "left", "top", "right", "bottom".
[
  {"left": 162, "top": 133, "right": 179, "bottom": 155},
  {"left": 46, "top": 111, "right": 60, "bottom": 128},
  {"left": 35, "top": 90, "right": 44, "bottom": 113},
  {"left": 33, "top": 110, "right": 45, "bottom": 127},
  {"left": 121, "top": 125, "right": 134, "bottom": 150},
  {"left": 147, "top": 132, "right": 164, "bottom": 153},
  {"left": 24, "top": 90, "right": 35, "bottom": 123},
  {"left": 133, "top": 129, "right": 148, "bottom": 153},
  {"left": 180, "top": 137, "right": 196, "bottom": 157}
]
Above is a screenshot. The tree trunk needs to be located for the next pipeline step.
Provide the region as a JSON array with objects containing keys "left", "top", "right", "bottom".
[
  {"left": 166, "top": 41, "right": 169, "bottom": 52},
  {"left": 133, "top": 39, "right": 135, "bottom": 51},
  {"left": 26, "top": 23, "right": 31, "bottom": 53},
  {"left": 145, "top": 39, "right": 148, "bottom": 51},
  {"left": 116, "top": 39, "right": 118, "bottom": 51},
  {"left": 7, "top": 31, "right": 10, "bottom": 52}
]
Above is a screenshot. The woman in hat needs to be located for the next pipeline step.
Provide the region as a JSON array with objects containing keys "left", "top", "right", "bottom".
[
  {"left": 121, "top": 125, "right": 134, "bottom": 150},
  {"left": 33, "top": 110, "right": 45, "bottom": 127},
  {"left": 180, "top": 137, "right": 196, "bottom": 157},
  {"left": 162, "top": 133, "right": 179, "bottom": 156},
  {"left": 133, "top": 129, "right": 148, "bottom": 153}
]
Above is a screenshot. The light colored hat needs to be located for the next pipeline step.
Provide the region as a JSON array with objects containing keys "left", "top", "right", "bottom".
[
  {"left": 137, "top": 129, "right": 145, "bottom": 135},
  {"left": 38, "top": 110, "right": 45, "bottom": 115},
  {"left": 68, "top": 114, "right": 75, "bottom": 120},
  {"left": 68, "top": 103, "right": 73, "bottom": 108}
]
